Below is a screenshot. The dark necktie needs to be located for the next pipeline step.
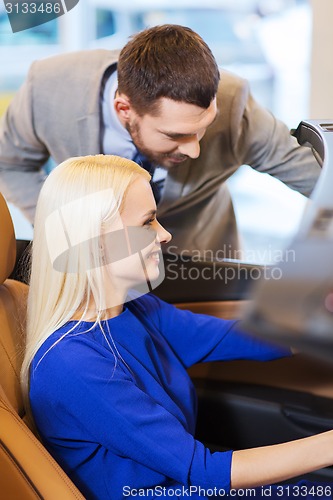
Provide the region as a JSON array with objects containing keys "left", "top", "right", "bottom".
[{"left": 133, "top": 152, "right": 164, "bottom": 204}]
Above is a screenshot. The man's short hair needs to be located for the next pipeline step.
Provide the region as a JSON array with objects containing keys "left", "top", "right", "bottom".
[{"left": 117, "top": 24, "right": 220, "bottom": 116}]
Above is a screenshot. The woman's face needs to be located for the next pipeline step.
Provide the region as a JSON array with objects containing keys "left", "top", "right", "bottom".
[{"left": 104, "top": 176, "right": 171, "bottom": 293}]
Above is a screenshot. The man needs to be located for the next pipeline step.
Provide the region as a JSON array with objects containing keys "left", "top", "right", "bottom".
[{"left": 0, "top": 24, "right": 320, "bottom": 256}]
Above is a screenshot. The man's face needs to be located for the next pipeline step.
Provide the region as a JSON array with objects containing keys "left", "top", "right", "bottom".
[{"left": 119, "top": 97, "right": 217, "bottom": 168}]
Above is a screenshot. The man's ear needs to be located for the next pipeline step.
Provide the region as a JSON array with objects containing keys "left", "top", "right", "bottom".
[{"left": 114, "top": 93, "right": 132, "bottom": 123}]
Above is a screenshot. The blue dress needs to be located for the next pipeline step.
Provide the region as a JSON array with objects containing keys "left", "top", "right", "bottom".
[{"left": 30, "top": 294, "right": 291, "bottom": 499}]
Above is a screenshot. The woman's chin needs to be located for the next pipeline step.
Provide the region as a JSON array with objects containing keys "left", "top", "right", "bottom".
[{"left": 146, "top": 265, "right": 161, "bottom": 283}]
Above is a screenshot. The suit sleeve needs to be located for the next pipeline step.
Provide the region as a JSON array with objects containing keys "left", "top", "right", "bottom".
[
  {"left": 230, "top": 83, "right": 321, "bottom": 198},
  {"left": 0, "top": 62, "right": 49, "bottom": 223}
]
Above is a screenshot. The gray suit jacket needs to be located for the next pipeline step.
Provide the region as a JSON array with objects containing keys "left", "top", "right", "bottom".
[{"left": 0, "top": 49, "right": 320, "bottom": 255}]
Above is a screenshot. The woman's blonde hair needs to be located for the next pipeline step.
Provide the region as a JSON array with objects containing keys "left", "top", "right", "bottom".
[{"left": 21, "top": 154, "right": 150, "bottom": 409}]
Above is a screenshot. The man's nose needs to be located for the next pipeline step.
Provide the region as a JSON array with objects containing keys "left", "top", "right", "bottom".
[{"left": 178, "top": 137, "right": 200, "bottom": 159}]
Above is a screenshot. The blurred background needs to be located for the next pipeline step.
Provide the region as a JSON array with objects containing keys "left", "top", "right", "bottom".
[{"left": 0, "top": 0, "right": 331, "bottom": 262}]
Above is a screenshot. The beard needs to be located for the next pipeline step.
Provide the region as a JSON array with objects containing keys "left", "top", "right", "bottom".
[{"left": 126, "top": 120, "right": 189, "bottom": 168}]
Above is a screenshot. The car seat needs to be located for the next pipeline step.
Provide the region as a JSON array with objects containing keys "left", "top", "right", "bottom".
[{"left": 0, "top": 192, "right": 84, "bottom": 499}]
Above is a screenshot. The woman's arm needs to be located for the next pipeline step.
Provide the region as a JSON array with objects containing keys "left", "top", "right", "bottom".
[
  {"left": 231, "top": 430, "right": 333, "bottom": 488},
  {"left": 145, "top": 295, "right": 291, "bottom": 368}
]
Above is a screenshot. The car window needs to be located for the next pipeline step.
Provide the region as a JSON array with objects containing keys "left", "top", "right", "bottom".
[{"left": 227, "top": 166, "right": 308, "bottom": 264}]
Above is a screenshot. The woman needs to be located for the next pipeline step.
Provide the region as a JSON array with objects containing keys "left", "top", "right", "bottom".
[{"left": 21, "top": 155, "right": 333, "bottom": 499}]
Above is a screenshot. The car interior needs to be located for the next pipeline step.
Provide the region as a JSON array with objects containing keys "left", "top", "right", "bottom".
[
  {"left": 1, "top": 120, "right": 333, "bottom": 494},
  {"left": 156, "top": 257, "right": 333, "bottom": 484},
  {"left": 156, "top": 120, "right": 333, "bottom": 483}
]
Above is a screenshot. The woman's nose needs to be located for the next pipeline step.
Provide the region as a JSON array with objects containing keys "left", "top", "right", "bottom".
[{"left": 156, "top": 221, "right": 172, "bottom": 244}]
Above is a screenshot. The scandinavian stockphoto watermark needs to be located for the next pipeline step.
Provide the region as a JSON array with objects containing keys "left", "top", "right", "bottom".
[
  {"left": 164, "top": 245, "right": 297, "bottom": 284},
  {"left": 123, "top": 486, "right": 256, "bottom": 497},
  {"left": 123, "top": 484, "right": 333, "bottom": 498},
  {"left": 3, "top": 0, "right": 79, "bottom": 33},
  {"left": 45, "top": 187, "right": 296, "bottom": 310}
]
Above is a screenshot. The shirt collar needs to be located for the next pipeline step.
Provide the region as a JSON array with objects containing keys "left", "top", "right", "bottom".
[{"left": 102, "top": 70, "right": 136, "bottom": 159}]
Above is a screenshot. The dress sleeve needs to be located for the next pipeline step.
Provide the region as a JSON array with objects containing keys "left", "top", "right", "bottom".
[
  {"left": 30, "top": 337, "right": 233, "bottom": 493},
  {"left": 142, "top": 295, "right": 291, "bottom": 368}
]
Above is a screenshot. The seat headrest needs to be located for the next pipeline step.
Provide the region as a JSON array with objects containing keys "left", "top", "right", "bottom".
[{"left": 0, "top": 193, "right": 16, "bottom": 285}]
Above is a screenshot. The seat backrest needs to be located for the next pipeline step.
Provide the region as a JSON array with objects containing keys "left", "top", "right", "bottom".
[{"left": 0, "top": 193, "right": 84, "bottom": 499}]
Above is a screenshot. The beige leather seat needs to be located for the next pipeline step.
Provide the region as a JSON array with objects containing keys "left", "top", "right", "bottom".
[{"left": 0, "top": 193, "right": 84, "bottom": 499}]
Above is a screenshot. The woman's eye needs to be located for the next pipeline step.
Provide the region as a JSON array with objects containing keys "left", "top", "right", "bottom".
[{"left": 143, "top": 218, "right": 155, "bottom": 227}]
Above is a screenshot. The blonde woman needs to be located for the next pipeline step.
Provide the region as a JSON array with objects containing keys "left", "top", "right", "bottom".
[{"left": 22, "top": 155, "right": 333, "bottom": 499}]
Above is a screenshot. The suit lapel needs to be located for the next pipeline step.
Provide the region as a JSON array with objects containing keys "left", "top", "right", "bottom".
[
  {"left": 76, "top": 114, "right": 102, "bottom": 156},
  {"left": 157, "top": 160, "right": 192, "bottom": 215},
  {"left": 75, "top": 59, "right": 118, "bottom": 157}
]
